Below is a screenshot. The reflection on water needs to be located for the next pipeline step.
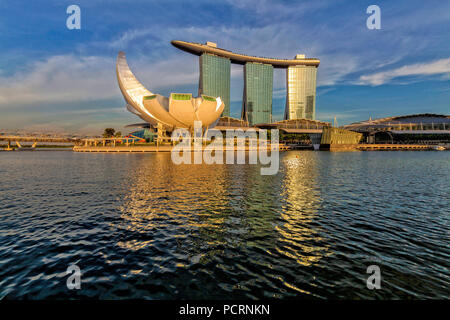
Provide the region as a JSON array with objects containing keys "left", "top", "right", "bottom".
[
  {"left": 117, "top": 154, "right": 232, "bottom": 252},
  {"left": 0, "top": 151, "right": 448, "bottom": 299},
  {"left": 278, "top": 153, "right": 330, "bottom": 269}
]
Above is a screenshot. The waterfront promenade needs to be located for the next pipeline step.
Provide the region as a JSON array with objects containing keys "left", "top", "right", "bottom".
[
  {"left": 357, "top": 144, "right": 432, "bottom": 150},
  {"left": 72, "top": 143, "right": 443, "bottom": 153},
  {"left": 73, "top": 144, "right": 289, "bottom": 153}
]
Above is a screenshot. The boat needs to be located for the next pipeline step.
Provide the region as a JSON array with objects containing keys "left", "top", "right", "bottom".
[{"left": 432, "top": 145, "right": 446, "bottom": 151}]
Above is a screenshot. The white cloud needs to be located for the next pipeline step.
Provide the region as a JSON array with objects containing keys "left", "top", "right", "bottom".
[
  {"left": 317, "top": 53, "right": 360, "bottom": 86},
  {"left": 109, "top": 23, "right": 360, "bottom": 87},
  {"left": 225, "top": 0, "right": 332, "bottom": 17},
  {"left": 3, "top": 11, "right": 446, "bottom": 118},
  {"left": 0, "top": 23, "right": 365, "bottom": 114},
  {"left": 0, "top": 55, "right": 116, "bottom": 107},
  {"left": 0, "top": 53, "right": 201, "bottom": 108},
  {"left": 358, "top": 58, "right": 450, "bottom": 86},
  {"left": 108, "top": 29, "right": 156, "bottom": 49}
]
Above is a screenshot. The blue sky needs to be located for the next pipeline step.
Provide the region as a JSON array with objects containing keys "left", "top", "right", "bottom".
[{"left": 0, "top": 0, "right": 449, "bottom": 134}]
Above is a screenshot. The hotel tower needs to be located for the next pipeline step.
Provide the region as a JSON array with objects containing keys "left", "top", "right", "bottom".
[{"left": 172, "top": 40, "right": 319, "bottom": 125}]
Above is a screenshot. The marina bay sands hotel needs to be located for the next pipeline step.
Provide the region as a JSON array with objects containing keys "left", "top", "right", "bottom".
[{"left": 171, "top": 40, "right": 320, "bottom": 126}]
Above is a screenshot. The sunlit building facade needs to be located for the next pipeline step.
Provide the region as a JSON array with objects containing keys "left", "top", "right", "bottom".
[
  {"left": 199, "top": 53, "right": 231, "bottom": 117},
  {"left": 242, "top": 62, "right": 273, "bottom": 125},
  {"left": 342, "top": 113, "right": 450, "bottom": 144},
  {"left": 171, "top": 40, "right": 320, "bottom": 123},
  {"left": 116, "top": 51, "right": 224, "bottom": 132},
  {"left": 285, "top": 65, "right": 317, "bottom": 120}
]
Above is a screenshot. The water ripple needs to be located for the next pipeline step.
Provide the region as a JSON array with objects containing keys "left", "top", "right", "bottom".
[{"left": 0, "top": 151, "right": 449, "bottom": 299}]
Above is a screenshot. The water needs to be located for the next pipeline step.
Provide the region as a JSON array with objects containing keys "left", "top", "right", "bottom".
[{"left": 0, "top": 150, "right": 448, "bottom": 299}]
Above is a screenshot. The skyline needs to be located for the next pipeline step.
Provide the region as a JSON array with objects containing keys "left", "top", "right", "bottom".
[{"left": 1, "top": 0, "right": 450, "bottom": 134}]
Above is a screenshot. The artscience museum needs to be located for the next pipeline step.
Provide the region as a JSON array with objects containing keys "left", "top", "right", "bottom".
[{"left": 116, "top": 51, "right": 225, "bottom": 134}]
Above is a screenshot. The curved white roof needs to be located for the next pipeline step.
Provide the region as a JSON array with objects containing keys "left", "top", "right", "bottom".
[{"left": 116, "top": 52, "right": 225, "bottom": 130}]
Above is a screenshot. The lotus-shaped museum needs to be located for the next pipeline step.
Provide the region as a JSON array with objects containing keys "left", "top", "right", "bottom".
[{"left": 116, "top": 52, "right": 224, "bottom": 132}]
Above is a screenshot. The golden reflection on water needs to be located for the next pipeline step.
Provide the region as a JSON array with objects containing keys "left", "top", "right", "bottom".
[
  {"left": 116, "top": 152, "right": 330, "bottom": 271},
  {"left": 277, "top": 152, "right": 330, "bottom": 267},
  {"left": 116, "top": 153, "right": 232, "bottom": 251}
]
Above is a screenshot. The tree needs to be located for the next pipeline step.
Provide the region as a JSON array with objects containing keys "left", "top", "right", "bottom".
[
  {"left": 103, "top": 128, "right": 115, "bottom": 138},
  {"left": 114, "top": 131, "right": 122, "bottom": 137}
]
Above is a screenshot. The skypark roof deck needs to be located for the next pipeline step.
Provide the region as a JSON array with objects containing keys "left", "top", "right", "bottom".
[{"left": 171, "top": 40, "right": 320, "bottom": 68}]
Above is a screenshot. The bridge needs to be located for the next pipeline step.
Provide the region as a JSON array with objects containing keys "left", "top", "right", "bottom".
[
  {"left": 256, "top": 118, "right": 331, "bottom": 134},
  {"left": 0, "top": 135, "right": 79, "bottom": 150}
]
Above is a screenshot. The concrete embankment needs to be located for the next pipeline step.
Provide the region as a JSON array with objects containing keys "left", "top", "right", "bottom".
[{"left": 73, "top": 144, "right": 289, "bottom": 153}]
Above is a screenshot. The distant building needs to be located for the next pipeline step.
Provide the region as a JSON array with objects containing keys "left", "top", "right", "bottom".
[
  {"left": 319, "top": 127, "right": 363, "bottom": 150},
  {"left": 172, "top": 40, "right": 320, "bottom": 124},
  {"left": 213, "top": 116, "right": 251, "bottom": 131},
  {"left": 285, "top": 65, "right": 317, "bottom": 120},
  {"left": 256, "top": 118, "right": 330, "bottom": 134},
  {"left": 199, "top": 52, "right": 231, "bottom": 117},
  {"left": 127, "top": 129, "right": 156, "bottom": 142},
  {"left": 242, "top": 62, "right": 273, "bottom": 125},
  {"left": 343, "top": 113, "right": 450, "bottom": 143},
  {"left": 256, "top": 118, "right": 331, "bottom": 148}
]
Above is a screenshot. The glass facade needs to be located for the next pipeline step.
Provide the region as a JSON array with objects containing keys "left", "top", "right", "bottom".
[
  {"left": 320, "top": 127, "right": 362, "bottom": 145},
  {"left": 285, "top": 65, "right": 317, "bottom": 120},
  {"left": 199, "top": 53, "right": 231, "bottom": 117},
  {"left": 129, "top": 129, "right": 156, "bottom": 142},
  {"left": 242, "top": 62, "right": 273, "bottom": 125}
]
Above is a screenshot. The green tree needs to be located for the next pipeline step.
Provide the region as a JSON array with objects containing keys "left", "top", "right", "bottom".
[
  {"left": 114, "top": 131, "right": 122, "bottom": 137},
  {"left": 103, "top": 128, "right": 115, "bottom": 138}
]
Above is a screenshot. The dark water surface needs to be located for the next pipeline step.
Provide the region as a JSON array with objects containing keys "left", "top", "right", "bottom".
[{"left": 0, "top": 151, "right": 448, "bottom": 299}]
